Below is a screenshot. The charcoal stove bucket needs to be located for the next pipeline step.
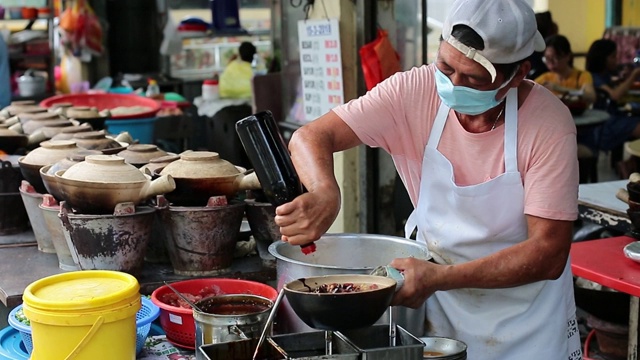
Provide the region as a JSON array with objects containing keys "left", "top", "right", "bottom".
[
  {"left": 58, "top": 205, "right": 155, "bottom": 275},
  {"left": 268, "top": 233, "right": 430, "bottom": 336},
  {"left": 158, "top": 201, "right": 245, "bottom": 276}
]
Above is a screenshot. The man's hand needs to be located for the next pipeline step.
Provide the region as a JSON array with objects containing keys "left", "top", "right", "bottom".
[
  {"left": 274, "top": 184, "right": 341, "bottom": 245},
  {"left": 389, "top": 257, "right": 446, "bottom": 309}
]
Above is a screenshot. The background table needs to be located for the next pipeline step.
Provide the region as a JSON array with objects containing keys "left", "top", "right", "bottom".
[
  {"left": 0, "top": 243, "right": 276, "bottom": 309},
  {"left": 571, "top": 236, "right": 640, "bottom": 360},
  {"left": 574, "top": 109, "right": 611, "bottom": 127},
  {"left": 578, "top": 180, "right": 630, "bottom": 234}
]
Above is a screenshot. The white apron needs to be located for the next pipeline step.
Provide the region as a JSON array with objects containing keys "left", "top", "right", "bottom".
[{"left": 404, "top": 88, "right": 581, "bottom": 359}]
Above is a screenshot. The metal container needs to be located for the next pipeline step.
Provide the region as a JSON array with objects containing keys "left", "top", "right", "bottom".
[
  {"left": 337, "top": 325, "right": 424, "bottom": 360},
  {"left": 199, "top": 337, "right": 282, "bottom": 360},
  {"left": 268, "top": 233, "right": 430, "bottom": 336},
  {"left": 193, "top": 294, "right": 273, "bottom": 360},
  {"left": 0, "top": 159, "right": 29, "bottom": 235},
  {"left": 419, "top": 337, "right": 467, "bottom": 360},
  {"left": 245, "top": 199, "right": 278, "bottom": 266},
  {"left": 18, "top": 183, "right": 55, "bottom": 253},
  {"left": 159, "top": 201, "right": 245, "bottom": 275},
  {"left": 39, "top": 200, "right": 79, "bottom": 271},
  {"left": 267, "top": 331, "right": 360, "bottom": 359}
]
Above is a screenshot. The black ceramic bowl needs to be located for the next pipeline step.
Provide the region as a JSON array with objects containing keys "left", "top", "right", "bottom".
[{"left": 283, "top": 274, "right": 396, "bottom": 331}]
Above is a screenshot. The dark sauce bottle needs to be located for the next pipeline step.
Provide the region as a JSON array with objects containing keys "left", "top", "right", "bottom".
[{"left": 235, "top": 111, "right": 316, "bottom": 254}]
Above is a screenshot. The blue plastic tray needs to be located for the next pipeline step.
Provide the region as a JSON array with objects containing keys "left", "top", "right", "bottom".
[{"left": 0, "top": 327, "right": 28, "bottom": 360}]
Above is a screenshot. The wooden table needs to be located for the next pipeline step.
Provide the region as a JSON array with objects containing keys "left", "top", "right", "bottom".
[
  {"left": 578, "top": 180, "right": 631, "bottom": 234},
  {"left": 571, "top": 236, "right": 640, "bottom": 360}
]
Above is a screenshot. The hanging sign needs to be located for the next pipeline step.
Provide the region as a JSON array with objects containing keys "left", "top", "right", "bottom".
[{"left": 297, "top": 18, "right": 344, "bottom": 122}]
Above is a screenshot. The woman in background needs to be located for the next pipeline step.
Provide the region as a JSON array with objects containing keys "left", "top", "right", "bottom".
[
  {"left": 586, "top": 39, "right": 640, "bottom": 153},
  {"left": 535, "top": 34, "right": 596, "bottom": 105}
]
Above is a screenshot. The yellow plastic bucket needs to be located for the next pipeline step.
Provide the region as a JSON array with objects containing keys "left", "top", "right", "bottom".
[{"left": 22, "top": 270, "right": 141, "bottom": 360}]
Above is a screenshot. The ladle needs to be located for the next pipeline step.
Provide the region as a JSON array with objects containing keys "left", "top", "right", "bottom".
[
  {"left": 252, "top": 289, "right": 285, "bottom": 360},
  {"left": 370, "top": 266, "right": 404, "bottom": 348},
  {"left": 163, "top": 281, "right": 204, "bottom": 313}
]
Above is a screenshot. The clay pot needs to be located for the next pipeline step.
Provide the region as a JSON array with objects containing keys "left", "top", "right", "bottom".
[
  {"left": 162, "top": 151, "right": 242, "bottom": 178},
  {"left": 50, "top": 124, "right": 93, "bottom": 140},
  {"left": 39, "top": 165, "right": 64, "bottom": 201},
  {"left": 3, "top": 104, "right": 47, "bottom": 117},
  {"left": 18, "top": 140, "right": 81, "bottom": 194},
  {"left": 0, "top": 128, "right": 47, "bottom": 153},
  {"left": 140, "top": 154, "right": 180, "bottom": 175},
  {"left": 21, "top": 115, "right": 71, "bottom": 135},
  {"left": 65, "top": 106, "right": 101, "bottom": 119},
  {"left": 19, "top": 140, "right": 80, "bottom": 167},
  {"left": 72, "top": 130, "right": 127, "bottom": 153},
  {"left": 159, "top": 151, "right": 261, "bottom": 206},
  {"left": 0, "top": 128, "right": 28, "bottom": 154},
  {"left": 47, "top": 149, "right": 102, "bottom": 175},
  {"left": 48, "top": 102, "right": 73, "bottom": 116},
  {"left": 39, "top": 150, "right": 100, "bottom": 202},
  {"left": 19, "top": 111, "right": 61, "bottom": 122},
  {"left": 55, "top": 154, "right": 176, "bottom": 214},
  {"left": 117, "top": 144, "right": 168, "bottom": 167}
]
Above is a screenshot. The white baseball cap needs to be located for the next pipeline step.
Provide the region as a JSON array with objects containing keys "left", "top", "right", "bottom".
[{"left": 441, "top": 0, "right": 545, "bottom": 83}]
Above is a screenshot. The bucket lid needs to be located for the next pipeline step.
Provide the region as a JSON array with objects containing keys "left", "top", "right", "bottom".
[{"left": 23, "top": 270, "right": 140, "bottom": 311}]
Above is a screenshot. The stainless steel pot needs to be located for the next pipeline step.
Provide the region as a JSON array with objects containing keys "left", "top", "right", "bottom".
[
  {"left": 268, "top": 233, "right": 431, "bottom": 336},
  {"left": 193, "top": 294, "right": 273, "bottom": 360}
]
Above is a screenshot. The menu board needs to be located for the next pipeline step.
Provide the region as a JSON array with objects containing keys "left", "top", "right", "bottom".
[{"left": 297, "top": 19, "right": 344, "bottom": 122}]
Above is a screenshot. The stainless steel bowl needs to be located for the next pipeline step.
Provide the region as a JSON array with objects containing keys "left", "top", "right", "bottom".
[
  {"left": 420, "top": 337, "right": 467, "bottom": 359},
  {"left": 268, "top": 233, "right": 431, "bottom": 336}
]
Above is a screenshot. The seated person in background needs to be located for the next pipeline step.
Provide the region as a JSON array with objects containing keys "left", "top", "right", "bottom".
[
  {"left": 219, "top": 42, "right": 256, "bottom": 99},
  {"left": 586, "top": 39, "right": 640, "bottom": 152},
  {"left": 535, "top": 34, "right": 596, "bottom": 105},
  {"left": 527, "top": 11, "right": 558, "bottom": 80}
]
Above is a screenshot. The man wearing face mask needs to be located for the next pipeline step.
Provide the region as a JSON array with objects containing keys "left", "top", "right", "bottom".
[{"left": 275, "top": 0, "right": 579, "bottom": 358}]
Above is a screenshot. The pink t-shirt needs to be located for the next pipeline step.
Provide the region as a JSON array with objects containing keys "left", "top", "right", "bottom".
[{"left": 333, "top": 63, "right": 579, "bottom": 221}]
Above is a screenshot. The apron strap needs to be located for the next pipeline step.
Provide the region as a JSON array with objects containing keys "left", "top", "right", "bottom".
[
  {"left": 404, "top": 209, "right": 418, "bottom": 239},
  {"left": 504, "top": 88, "right": 519, "bottom": 173},
  {"left": 427, "top": 103, "right": 450, "bottom": 149}
]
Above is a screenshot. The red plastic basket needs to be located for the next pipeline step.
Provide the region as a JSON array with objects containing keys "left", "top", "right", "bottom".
[
  {"left": 40, "top": 93, "right": 161, "bottom": 119},
  {"left": 150, "top": 278, "right": 278, "bottom": 349}
]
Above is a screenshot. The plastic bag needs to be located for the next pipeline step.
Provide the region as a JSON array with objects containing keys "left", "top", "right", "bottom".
[
  {"left": 218, "top": 61, "right": 254, "bottom": 99},
  {"left": 59, "top": 0, "right": 103, "bottom": 57},
  {"left": 359, "top": 29, "right": 401, "bottom": 91}
]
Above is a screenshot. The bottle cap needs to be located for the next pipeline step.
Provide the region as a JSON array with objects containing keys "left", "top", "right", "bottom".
[{"left": 204, "top": 79, "right": 219, "bottom": 85}]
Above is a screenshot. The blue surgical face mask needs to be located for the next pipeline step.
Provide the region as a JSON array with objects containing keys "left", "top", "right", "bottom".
[{"left": 434, "top": 68, "right": 516, "bottom": 115}]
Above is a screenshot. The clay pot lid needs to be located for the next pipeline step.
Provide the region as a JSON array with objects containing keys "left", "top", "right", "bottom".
[
  {"left": 160, "top": 151, "right": 240, "bottom": 178},
  {"left": 127, "top": 144, "right": 161, "bottom": 153},
  {"left": 117, "top": 144, "right": 168, "bottom": 165},
  {"left": 49, "top": 102, "right": 73, "bottom": 109},
  {"left": 39, "top": 119, "right": 74, "bottom": 128},
  {"left": 20, "top": 112, "right": 61, "bottom": 121},
  {"left": 48, "top": 150, "right": 102, "bottom": 174},
  {"left": 0, "top": 128, "right": 22, "bottom": 137},
  {"left": 40, "top": 140, "right": 78, "bottom": 149},
  {"left": 73, "top": 130, "right": 108, "bottom": 139},
  {"left": 20, "top": 140, "right": 80, "bottom": 166},
  {"left": 66, "top": 107, "right": 102, "bottom": 119},
  {"left": 149, "top": 154, "right": 180, "bottom": 164},
  {"left": 9, "top": 105, "right": 46, "bottom": 115},
  {"left": 60, "top": 124, "right": 93, "bottom": 134},
  {"left": 68, "top": 149, "right": 102, "bottom": 162},
  {"left": 61, "top": 154, "right": 148, "bottom": 183},
  {"left": 11, "top": 100, "right": 36, "bottom": 106}
]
